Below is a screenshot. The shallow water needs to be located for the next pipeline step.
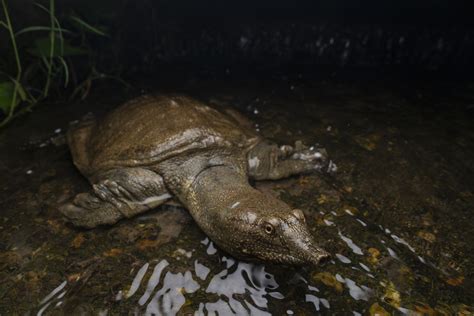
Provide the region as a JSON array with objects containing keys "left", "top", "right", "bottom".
[{"left": 0, "top": 76, "right": 473, "bottom": 315}]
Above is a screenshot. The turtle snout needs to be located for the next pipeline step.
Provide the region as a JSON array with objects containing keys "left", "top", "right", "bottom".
[
  {"left": 307, "top": 247, "right": 331, "bottom": 266},
  {"left": 285, "top": 226, "right": 331, "bottom": 266}
]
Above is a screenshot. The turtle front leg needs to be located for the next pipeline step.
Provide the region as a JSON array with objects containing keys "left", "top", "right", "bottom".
[
  {"left": 60, "top": 168, "right": 171, "bottom": 228},
  {"left": 248, "top": 141, "right": 336, "bottom": 180}
]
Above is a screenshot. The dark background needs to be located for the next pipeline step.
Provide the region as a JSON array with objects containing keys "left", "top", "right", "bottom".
[
  {"left": 119, "top": 0, "right": 474, "bottom": 77},
  {"left": 2, "top": 0, "right": 474, "bottom": 80}
]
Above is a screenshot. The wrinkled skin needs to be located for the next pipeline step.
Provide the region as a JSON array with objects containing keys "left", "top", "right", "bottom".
[
  {"left": 61, "top": 95, "right": 332, "bottom": 266},
  {"left": 179, "top": 162, "right": 330, "bottom": 265}
]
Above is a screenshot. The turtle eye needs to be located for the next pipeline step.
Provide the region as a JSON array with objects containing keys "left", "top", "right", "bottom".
[{"left": 264, "top": 223, "right": 274, "bottom": 235}]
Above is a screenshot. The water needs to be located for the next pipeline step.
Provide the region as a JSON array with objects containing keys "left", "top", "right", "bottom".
[{"left": 0, "top": 75, "right": 473, "bottom": 314}]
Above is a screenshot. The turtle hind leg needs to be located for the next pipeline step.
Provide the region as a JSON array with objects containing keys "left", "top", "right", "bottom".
[
  {"left": 60, "top": 168, "right": 171, "bottom": 228},
  {"left": 248, "top": 141, "right": 334, "bottom": 180}
]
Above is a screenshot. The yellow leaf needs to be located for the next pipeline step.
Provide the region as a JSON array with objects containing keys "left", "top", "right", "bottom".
[
  {"left": 103, "top": 248, "right": 124, "bottom": 257},
  {"left": 445, "top": 276, "right": 464, "bottom": 286},
  {"left": 414, "top": 303, "right": 436, "bottom": 316},
  {"left": 382, "top": 282, "right": 401, "bottom": 309},
  {"left": 317, "top": 194, "right": 328, "bottom": 205},
  {"left": 369, "top": 303, "right": 390, "bottom": 316},
  {"left": 311, "top": 272, "right": 343, "bottom": 293},
  {"left": 367, "top": 247, "right": 381, "bottom": 265},
  {"left": 457, "top": 304, "right": 474, "bottom": 316}
]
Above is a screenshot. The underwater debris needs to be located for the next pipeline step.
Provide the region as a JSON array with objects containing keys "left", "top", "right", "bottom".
[
  {"left": 103, "top": 248, "right": 124, "bottom": 257},
  {"left": 70, "top": 233, "right": 85, "bottom": 248},
  {"left": 444, "top": 275, "right": 464, "bottom": 287},
  {"left": 369, "top": 303, "right": 390, "bottom": 316},
  {"left": 317, "top": 194, "right": 328, "bottom": 204},
  {"left": 417, "top": 230, "right": 436, "bottom": 243},
  {"left": 311, "top": 272, "right": 343, "bottom": 293},
  {"left": 382, "top": 281, "right": 401, "bottom": 309},
  {"left": 367, "top": 248, "right": 381, "bottom": 265},
  {"left": 353, "top": 134, "right": 380, "bottom": 151},
  {"left": 413, "top": 302, "right": 437, "bottom": 315},
  {"left": 136, "top": 238, "right": 161, "bottom": 250}
]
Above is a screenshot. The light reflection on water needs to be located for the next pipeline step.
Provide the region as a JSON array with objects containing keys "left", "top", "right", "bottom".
[
  {"left": 125, "top": 240, "right": 286, "bottom": 315},
  {"left": 37, "top": 281, "right": 67, "bottom": 316},
  {"left": 35, "top": 205, "right": 460, "bottom": 315},
  {"left": 145, "top": 268, "right": 200, "bottom": 315}
]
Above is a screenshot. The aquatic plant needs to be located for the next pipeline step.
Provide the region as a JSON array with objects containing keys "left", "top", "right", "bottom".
[
  {"left": 0, "top": 0, "right": 27, "bottom": 127},
  {"left": 0, "top": 0, "right": 113, "bottom": 127}
]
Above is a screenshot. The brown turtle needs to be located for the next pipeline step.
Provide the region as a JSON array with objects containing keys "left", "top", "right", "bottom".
[{"left": 61, "top": 95, "right": 334, "bottom": 265}]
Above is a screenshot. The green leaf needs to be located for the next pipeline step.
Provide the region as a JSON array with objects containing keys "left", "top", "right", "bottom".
[
  {"left": 28, "top": 37, "right": 88, "bottom": 57},
  {"left": 0, "top": 81, "right": 19, "bottom": 114},
  {"left": 70, "top": 16, "right": 107, "bottom": 37}
]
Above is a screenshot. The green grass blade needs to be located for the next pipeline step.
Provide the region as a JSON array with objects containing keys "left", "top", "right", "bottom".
[
  {"left": 70, "top": 16, "right": 107, "bottom": 36},
  {"left": 15, "top": 26, "right": 71, "bottom": 36},
  {"left": 33, "top": 2, "right": 49, "bottom": 14},
  {"left": 41, "top": 56, "right": 50, "bottom": 70},
  {"left": 10, "top": 79, "right": 27, "bottom": 101},
  {"left": 34, "top": 1, "right": 65, "bottom": 55}
]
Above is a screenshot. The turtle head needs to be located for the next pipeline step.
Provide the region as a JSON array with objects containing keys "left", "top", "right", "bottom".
[
  {"left": 187, "top": 164, "right": 330, "bottom": 266},
  {"left": 218, "top": 193, "right": 331, "bottom": 266}
]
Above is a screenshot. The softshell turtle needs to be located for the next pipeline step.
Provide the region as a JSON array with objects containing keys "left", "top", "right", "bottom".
[{"left": 61, "top": 95, "right": 334, "bottom": 265}]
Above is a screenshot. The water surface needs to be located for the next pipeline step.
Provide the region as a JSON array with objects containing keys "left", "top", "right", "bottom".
[{"left": 0, "top": 76, "right": 473, "bottom": 314}]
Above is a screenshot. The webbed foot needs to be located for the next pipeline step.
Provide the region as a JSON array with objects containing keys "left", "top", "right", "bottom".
[{"left": 248, "top": 140, "right": 336, "bottom": 180}]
